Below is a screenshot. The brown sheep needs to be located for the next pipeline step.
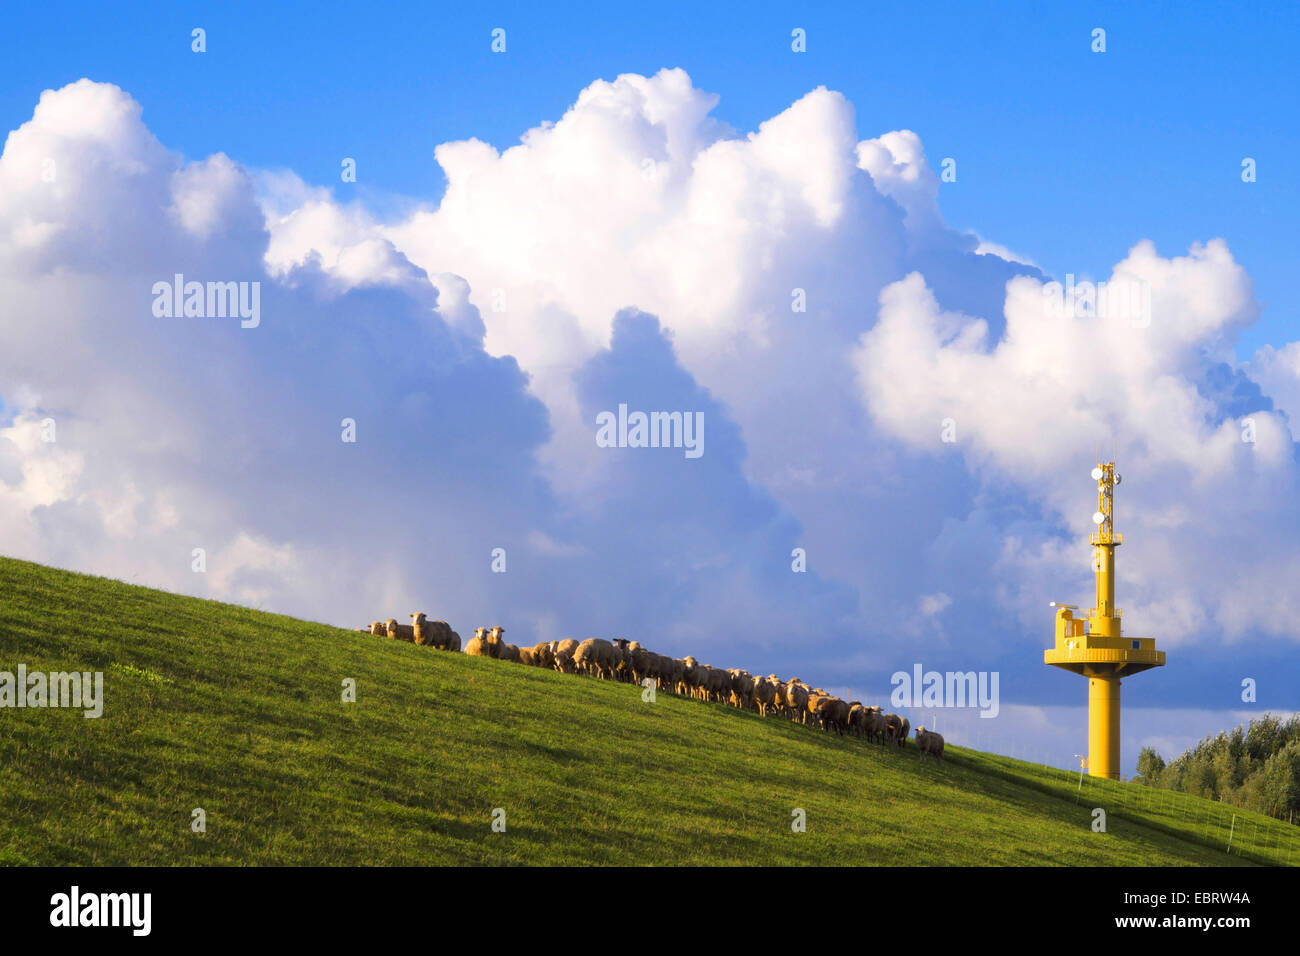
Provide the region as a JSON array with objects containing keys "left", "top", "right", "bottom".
[
  {"left": 530, "top": 642, "right": 555, "bottom": 669},
  {"left": 884, "top": 713, "right": 904, "bottom": 746},
  {"left": 499, "top": 643, "right": 521, "bottom": 663},
  {"left": 610, "top": 639, "right": 633, "bottom": 682},
  {"left": 386, "top": 618, "right": 416, "bottom": 643},
  {"left": 807, "top": 693, "right": 845, "bottom": 732},
  {"left": 915, "top": 726, "right": 945, "bottom": 762},
  {"left": 727, "top": 670, "right": 755, "bottom": 710},
  {"left": 767, "top": 676, "right": 788, "bottom": 718},
  {"left": 368, "top": 621, "right": 387, "bottom": 636},
  {"left": 783, "top": 679, "right": 810, "bottom": 724},
  {"left": 847, "top": 702, "right": 867, "bottom": 738},
  {"left": 864, "top": 706, "right": 887, "bottom": 744},
  {"left": 625, "top": 641, "right": 652, "bottom": 686},
  {"left": 411, "top": 612, "right": 455, "bottom": 649},
  {"left": 822, "top": 697, "right": 850, "bottom": 735},
  {"left": 703, "top": 666, "right": 730, "bottom": 703},
  {"left": 659, "top": 655, "right": 684, "bottom": 693},
  {"left": 752, "top": 675, "right": 777, "bottom": 716},
  {"left": 680, "top": 657, "right": 704, "bottom": 699},
  {"left": 897, "top": 716, "right": 911, "bottom": 748}
]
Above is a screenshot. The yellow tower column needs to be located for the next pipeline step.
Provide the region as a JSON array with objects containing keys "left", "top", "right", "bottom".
[{"left": 1087, "top": 675, "right": 1121, "bottom": 779}]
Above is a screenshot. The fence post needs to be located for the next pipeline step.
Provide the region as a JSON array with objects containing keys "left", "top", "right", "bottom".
[{"left": 1226, "top": 814, "right": 1236, "bottom": 854}]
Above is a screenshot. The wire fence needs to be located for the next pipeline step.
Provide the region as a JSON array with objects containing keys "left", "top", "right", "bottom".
[
  {"left": 967, "top": 751, "right": 1299, "bottom": 866},
  {"left": 1060, "top": 764, "right": 1299, "bottom": 866}
]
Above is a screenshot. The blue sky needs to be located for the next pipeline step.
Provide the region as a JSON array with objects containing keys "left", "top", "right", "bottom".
[
  {"left": 1, "top": 2, "right": 1297, "bottom": 774},
  {"left": 3, "top": 1, "right": 1295, "bottom": 356}
]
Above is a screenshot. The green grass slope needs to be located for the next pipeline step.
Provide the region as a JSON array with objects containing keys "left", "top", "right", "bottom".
[{"left": 1, "top": 555, "right": 1295, "bottom": 866}]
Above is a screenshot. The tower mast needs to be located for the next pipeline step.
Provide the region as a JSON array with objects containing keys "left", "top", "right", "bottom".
[{"left": 1045, "top": 461, "right": 1165, "bottom": 778}]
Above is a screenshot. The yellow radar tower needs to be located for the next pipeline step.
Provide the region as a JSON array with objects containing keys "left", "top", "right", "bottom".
[{"left": 1044, "top": 462, "right": 1165, "bottom": 779}]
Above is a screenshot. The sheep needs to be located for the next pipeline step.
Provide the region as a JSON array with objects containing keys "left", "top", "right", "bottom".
[
  {"left": 783, "top": 679, "right": 810, "bottom": 724},
  {"left": 657, "top": 655, "right": 683, "bottom": 693},
  {"left": 767, "top": 676, "right": 788, "bottom": 718},
  {"left": 530, "top": 642, "right": 555, "bottom": 669},
  {"left": 487, "top": 626, "right": 508, "bottom": 658},
  {"left": 465, "top": 627, "right": 495, "bottom": 657},
  {"left": 807, "top": 693, "right": 849, "bottom": 733},
  {"left": 680, "top": 657, "right": 704, "bottom": 699},
  {"left": 411, "top": 612, "right": 456, "bottom": 650},
  {"left": 386, "top": 618, "right": 416, "bottom": 643},
  {"left": 915, "top": 726, "right": 945, "bottom": 762},
  {"left": 897, "top": 716, "right": 911, "bottom": 749},
  {"left": 611, "top": 639, "right": 635, "bottom": 682},
  {"left": 728, "top": 670, "right": 755, "bottom": 710},
  {"left": 553, "top": 639, "right": 580, "bottom": 673},
  {"left": 499, "top": 643, "right": 521, "bottom": 663},
  {"left": 847, "top": 702, "right": 867, "bottom": 739},
  {"left": 703, "top": 666, "right": 729, "bottom": 703},
  {"left": 625, "top": 641, "right": 652, "bottom": 686},
  {"left": 865, "top": 706, "right": 887, "bottom": 744},
  {"left": 884, "top": 713, "right": 904, "bottom": 746},
  {"left": 823, "top": 697, "right": 850, "bottom": 735},
  {"left": 446, "top": 629, "right": 462, "bottom": 652},
  {"left": 753, "top": 675, "right": 777, "bottom": 716},
  {"left": 368, "top": 621, "right": 387, "bottom": 636},
  {"left": 574, "top": 638, "right": 617, "bottom": 679}
]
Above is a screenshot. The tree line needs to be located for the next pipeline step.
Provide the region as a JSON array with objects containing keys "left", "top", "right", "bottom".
[{"left": 1136, "top": 713, "right": 1300, "bottom": 823}]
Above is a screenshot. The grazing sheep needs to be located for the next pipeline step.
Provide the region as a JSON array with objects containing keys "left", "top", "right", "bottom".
[
  {"left": 500, "top": 643, "right": 521, "bottom": 663},
  {"left": 915, "top": 726, "right": 945, "bottom": 762},
  {"left": 553, "top": 639, "right": 580, "bottom": 673},
  {"left": 823, "top": 697, "right": 850, "bottom": 735},
  {"left": 530, "top": 642, "right": 555, "bottom": 669},
  {"left": 446, "top": 629, "right": 462, "bottom": 652},
  {"left": 807, "top": 693, "right": 848, "bottom": 733},
  {"left": 897, "top": 716, "right": 911, "bottom": 749},
  {"left": 609, "top": 639, "right": 631, "bottom": 682},
  {"left": 574, "top": 638, "right": 617, "bottom": 679},
  {"left": 386, "top": 618, "right": 416, "bottom": 643},
  {"left": 368, "top": 621, "right": 387, "bottom": 636},
  {"left": 884, "top": 713, "right": 904, "bottom": 746},
  {"left": 465, "top": 627, "right": 495, "bottom": 657}
]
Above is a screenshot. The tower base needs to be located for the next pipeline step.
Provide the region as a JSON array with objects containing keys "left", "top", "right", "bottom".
[{"left": 1088, "top": 675, "right": 1121, "bottom": 779}]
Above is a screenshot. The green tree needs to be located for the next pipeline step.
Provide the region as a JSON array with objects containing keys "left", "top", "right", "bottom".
[{"left": 1136, "top": 746, "right": 1166, "bottom": 786}]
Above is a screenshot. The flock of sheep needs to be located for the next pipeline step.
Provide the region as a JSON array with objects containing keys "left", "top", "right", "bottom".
[{"left": 360, "top": 614, "right": 946, "bottom": 762}]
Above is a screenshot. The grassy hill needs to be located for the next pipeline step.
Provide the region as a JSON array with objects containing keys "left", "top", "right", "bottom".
[{"left": 1, "top": 554, "right": 1295, "bottom": 866}]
